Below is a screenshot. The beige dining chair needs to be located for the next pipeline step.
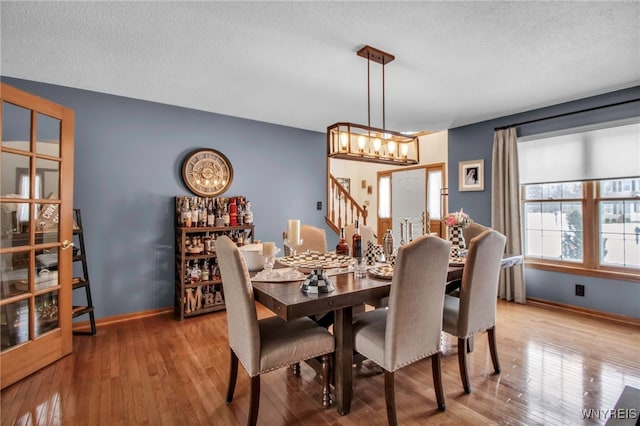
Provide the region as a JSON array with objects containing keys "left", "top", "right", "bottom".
[
  {"left": 300, "top": 224, "right": 328, "bottom": 252},
  {"left": 284, "top": 224, "right": 328, "bottom": 255},
  {"left": 447, "top": 222, "right": 491, "bottom": 297},
  {"left": 442, "top": 229, "right": 507, "bottom": 394},
  {"left": 462, "top": 222, "right": 489, "bottom": 244},
  {"left": 216, "top": 236, "right": 335, "bottom": 426},
  {"left": 344, "top": 222, "right": 376, "bottom": 252},
  {"left": 352, "top": 235, "right": 452, "bottom": 425}
]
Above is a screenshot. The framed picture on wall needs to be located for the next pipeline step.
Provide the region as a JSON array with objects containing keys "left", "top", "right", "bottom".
[
  {"left": 459, "top": 159, "right": 484, "bottom": 192},
  {"left": 336, "top": 177, "right": 351, "bottom": 199}
]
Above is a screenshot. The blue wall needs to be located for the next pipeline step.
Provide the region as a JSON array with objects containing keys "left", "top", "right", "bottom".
[
  {"left": 4, "top": 77, "right": 639, "bottom": 318},
  {"left": 448, "top": 86, "right": 640, "bottom": 318},
  {"left": 2, "top": 77, "right": 330, "bottom": 318}
]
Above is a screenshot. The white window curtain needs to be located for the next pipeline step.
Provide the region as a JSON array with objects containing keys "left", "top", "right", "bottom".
[{"left": 492, "top": 127, "right": 526, "bottom": 303}]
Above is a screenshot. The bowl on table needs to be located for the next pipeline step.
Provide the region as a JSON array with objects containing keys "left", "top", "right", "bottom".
[{"left": 238, "top": 243, "right": 264, "bottom": 272}]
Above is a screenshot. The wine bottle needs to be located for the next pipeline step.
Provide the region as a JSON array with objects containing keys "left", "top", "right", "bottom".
[{"left": 352, "top": 220, "right": 362, "bottom": 260}]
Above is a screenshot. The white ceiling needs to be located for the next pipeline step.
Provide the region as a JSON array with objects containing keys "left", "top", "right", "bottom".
[{"left": 2, "top": 1, "right": 639, "bottom": 133}]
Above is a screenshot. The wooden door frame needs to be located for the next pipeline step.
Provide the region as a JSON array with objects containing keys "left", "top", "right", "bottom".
[{"left": 376, "top": 162, "right": 447, "bottom": 241}]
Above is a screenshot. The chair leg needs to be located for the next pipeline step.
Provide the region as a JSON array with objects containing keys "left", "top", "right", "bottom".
[
  {"left": 431, "top": 352, "right": 446, "bottom": 411},
  {"left": 248, "top": 375, "right": 260, "bottom": 426},
  {"left": 292, "top": 362, "right": 300, "bottom": 376},
  {"left": 466, "top": 335, "right": 474, "bottom": 353},
  {"left": 226, "top": 348, "right": 239, "bottom": 403},
  {"left": 384, "top": 370, "right": 398, "bottom": 426},
  {"left": 457, "top": 337, "right": 471, "bottom": 394},
  {"left": 488, "top": 326, "right": 501, "bottom": 374},
  {"left": 322, "top": 354, "right": 332, "bottom": 408}
]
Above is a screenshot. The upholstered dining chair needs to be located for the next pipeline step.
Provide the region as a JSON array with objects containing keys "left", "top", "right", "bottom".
[
  {"left": 462, "top": 222, "right": 489, "bottom": 245},
  {"left": 442, "top": 229, "right": 507, "bottom": 394},
  {"left": 344, "top": 222, "right": 376, "bottom": 252},
  {"left": 284, "top": 224, "right": 328, "bottom": 255},
  {"left": 216, "top": 236, "right": 335, "bottom": 426},
  {"left": 446, "top": 222, "right": 490, "bottom": 296},
  {"left": 300, "top": 224, "right": 328, "bottom": 252},
  {"left": 352, "top": 235, "right": 452, "bottom": 425}
]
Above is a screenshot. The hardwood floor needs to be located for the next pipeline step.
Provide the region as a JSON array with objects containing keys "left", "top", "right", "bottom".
[{"left": 2, "top": 300, "right": 639, "bottom": 425}]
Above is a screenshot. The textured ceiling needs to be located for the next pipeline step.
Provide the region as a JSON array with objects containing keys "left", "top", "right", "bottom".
[{"left": 1, "top": 1, "right": 639, "bottom": 133}]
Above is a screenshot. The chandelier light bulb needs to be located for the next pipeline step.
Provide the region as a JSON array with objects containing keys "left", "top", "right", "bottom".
[
  {"left": 373, "top": 138, "right": 381, "bottom": 155},
  {"left": 358, "top": 135, "right": 366, "bottom": 152},
  {"left": 388, "top": 141, "right": 396, "bottom": 156},
  {"left": 340, "top": 133, "right": 348, "bottom": 151}
]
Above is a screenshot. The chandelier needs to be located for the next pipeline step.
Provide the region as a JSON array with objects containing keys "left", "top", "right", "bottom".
[{"left": 327, "top": 45, "right": 421, "bottom": 166}]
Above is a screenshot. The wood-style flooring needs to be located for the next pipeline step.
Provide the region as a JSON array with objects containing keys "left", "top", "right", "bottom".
[{"left": 1, "top": 300, "right": 639, "bottom": 425}]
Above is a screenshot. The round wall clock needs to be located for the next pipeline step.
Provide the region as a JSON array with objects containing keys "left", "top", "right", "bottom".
[{"left": 181, "top": 148, "right": 233, "bottom": 197}]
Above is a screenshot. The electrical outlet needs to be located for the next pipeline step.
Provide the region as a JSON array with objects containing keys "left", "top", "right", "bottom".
[
  {"left": 316, "top": 201, "right": 322, "bottom": 210},
  {"left": 575, "top": 284, "right": 585, "bottom": 297}
]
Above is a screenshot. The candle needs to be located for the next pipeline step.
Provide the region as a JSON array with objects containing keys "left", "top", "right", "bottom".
[
  {"left": 262, "top": 242, "right": 276, "bottom": 256},
  {"left": 287, "top": 219, "right": 301, "bottom": 245}
]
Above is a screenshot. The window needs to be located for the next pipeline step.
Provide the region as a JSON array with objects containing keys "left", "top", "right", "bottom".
[
  {"left": 522, "top": 178, "right": 640, "bottom": 273},
  {"left": 378, "top": 175, "right": 390, "bottom": 219},
  {"left": 518, "top": 119, "right": 639, "bottom": 279},
  {"left": 427, "top": 169, "right": 443, "bottom": 220},
  {"left": 599, "top": 178, "right": 640, "bottom": 268}
]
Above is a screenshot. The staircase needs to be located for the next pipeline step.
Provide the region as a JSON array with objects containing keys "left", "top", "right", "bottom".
[{"left": 326, "top": 174, "right": 368, "bottom": 235}]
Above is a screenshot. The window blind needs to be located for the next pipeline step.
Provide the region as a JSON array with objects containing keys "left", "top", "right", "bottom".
[{"left": 518, "top": 119, "right": 640, "bottom": 184}]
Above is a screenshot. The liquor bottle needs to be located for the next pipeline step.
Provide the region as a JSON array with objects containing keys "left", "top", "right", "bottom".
[
  {"left": 229, "top": 197, "right": 238, "bottom": 226},
  {"left": 191, "top": 261, "right": 202, "bottom": 283},
  {"left": 236, "top": 196, "right": 245, "bottom": 225},
  {"left": 207, "top": 200, "right": 215, "bottom": 227},
  {"left": 352, "top": 220, "right": 362, "bottom": 260},
  {"left": 335, "top": 227, "right": 350, "bottom": 256},
  {"left": 190, "top": 198, "right": 199, "bottom": 227},
  {"left": 215, "top": 209, "right": 225, "bottom": 227},
  {"left": 185, "top": 260, "right": 192, "bottom": 284},
  {"left": 202, "top": 260, "right": 210, "bottom": 281},
  {"left": 203, "top": 232, "right": 212, "bottom": 254},
  {"left": 199, "top": 199, "right": 208, "bottom": 227},
  {"left": 222, "top": 206, "right": 230, "bottom": 227},
  {"left": 237, "top": 202, "right": 244, "bottom": 226},
  {"left": 181, "top": 198, "right": 191, "bottom": 227},
  {"left": 244, "top": 201, "right": 253, "bottom": 224}
]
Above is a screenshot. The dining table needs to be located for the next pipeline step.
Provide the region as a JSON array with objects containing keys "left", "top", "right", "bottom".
[{"left": 251, "top": 254, "right": 523, "bottom": 416}]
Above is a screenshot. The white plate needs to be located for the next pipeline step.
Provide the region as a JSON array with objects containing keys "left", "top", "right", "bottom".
[
  {"left": 251, "top": 268, "right": 306, "bottom": 282},
  {"left": 449, "top": 257, "right": 466, "bottom": 267},
  {"left": 368, "top": 265, "right": 394, "bottom": 280}
]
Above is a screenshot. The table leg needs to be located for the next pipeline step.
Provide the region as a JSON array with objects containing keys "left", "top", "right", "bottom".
[{"left": 334, "top": 306, "right": 353, "bottom": 415}]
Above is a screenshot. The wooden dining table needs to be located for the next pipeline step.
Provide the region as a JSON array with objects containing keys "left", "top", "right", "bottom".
[{"left": 251, "top": 255, "right": 522, "bottom": 416}]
